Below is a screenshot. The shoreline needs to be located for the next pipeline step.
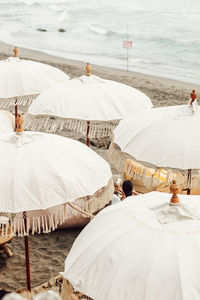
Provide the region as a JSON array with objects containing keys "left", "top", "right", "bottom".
[
  {"left": 1, "top": 35, "right": 200, "bottom": 86},
  {"left": 0, "top": 40, "right": 199, "bottom": 109}
]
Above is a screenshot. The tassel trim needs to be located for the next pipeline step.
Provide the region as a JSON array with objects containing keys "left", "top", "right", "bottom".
[
  {"left": 25, "top": 115, "right": 119, "bottom": 138},
  {"left": 0, "top": 94, "right": 38, "bottom": 109},
  {"left": 108, "top": 142, "right": 200, "bottom": 190},
  {"left": 107, "top": 142, "right": 128, "bottom": 172},
  {"left": 0, "top": 178, "right": 113, "bottom": 237}
]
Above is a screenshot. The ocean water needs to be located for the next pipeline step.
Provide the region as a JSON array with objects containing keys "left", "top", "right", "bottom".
[{"left": 0, "top": 0, "right": 200, "bottom": 84}]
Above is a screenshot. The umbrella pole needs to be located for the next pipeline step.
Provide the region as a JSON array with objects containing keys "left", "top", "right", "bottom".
[
  {"left": 86, "top": 121, "right": 90, "bottom": 147},
  {"left": 14, "top": 50, "right": 18, "bottom": 131},
  {"left": 23, "top": 212, "right": 31, "bottom": 291},
  {"left": 85, "top": 63, "right": 91, "bottom": 147},
  {"left": 15, "top": 99, "right": 18, "bottom": 131},
  {"left": 187, "top": 169, "right": 192, "bottom": 195}
]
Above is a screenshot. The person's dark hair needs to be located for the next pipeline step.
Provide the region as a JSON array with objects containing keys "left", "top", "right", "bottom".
[
  {"left": 122, "top": 180, "right": 133, "bottom": 197},
  {"left": 0, "top": 290, "right": 9, "bottom": 300}
]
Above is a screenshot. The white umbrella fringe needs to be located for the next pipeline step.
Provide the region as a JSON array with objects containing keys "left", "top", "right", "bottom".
[
  {"left": 0, "top": 177, "right": 113, "bottom": 237},
  {"left": 108, "top": 142, "right": 197, "bottom": 189},
  {"left": 0, "top": 94, "right": 38, "bottom": 109},
  {"left": 25, "top": 115, "right": 119, "bottom": 138},
  {"left": 108, "top": 141, "right": 128, "bottom": 171}
]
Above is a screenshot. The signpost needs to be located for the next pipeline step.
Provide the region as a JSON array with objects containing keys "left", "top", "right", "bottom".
[{"left": 123, "top": 26, "right": 132, "bottom": 72}]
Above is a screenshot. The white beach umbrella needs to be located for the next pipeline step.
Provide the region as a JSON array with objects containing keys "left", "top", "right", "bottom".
[
  {"left": 62, "top": 189, "right": 200, "bottom": 300},
  {"left": 25, "top": 67, "right": 152, "bottom": 145},
  {"left": 0, "top": 116, "right": 112, "bottom": 291},
  {"left": 0, "top": 53, "right": 69, "bottom": 110},
  {"left": 0, "top": 133, "right": 112, "bottom": 214},
  {"left": 0, "top": 110, "right": 14, "bottom": 133},
  {"left": 109, "top": 104, "right": 200, "bottom": 192}
]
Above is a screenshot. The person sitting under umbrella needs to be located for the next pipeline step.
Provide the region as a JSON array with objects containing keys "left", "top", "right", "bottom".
[
  {"left": 122, "top": 180, "right": 138, "bottom": 199},
  {"left": 111, "top": 178, "right": 123, "bottom": 205}
]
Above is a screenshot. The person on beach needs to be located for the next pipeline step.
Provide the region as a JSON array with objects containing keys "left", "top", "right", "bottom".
[
  {"left": 111, "top": 178, "right": 123, "bottom": 204},
  {"left": 122, "top": 180, "right": 138, "bottom": 199},
  {"left": 0, "top": 291, "right": 9, "bottom": 300}
]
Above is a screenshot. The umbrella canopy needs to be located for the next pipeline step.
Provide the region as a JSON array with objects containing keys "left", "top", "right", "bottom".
[
  {"left": 0, "top": 130, "right": 112, "bottom": 233},
  {"left": 109, "top": 105, "right": 200, "bottom": 170},
  {"left": 0, "top": 118, "right": 113, "bottom": 292},
  {"left": 63, "top": 191, "right": 200, "bottom": 300},
  {"left": 25, "top": 74, "right": 152, "bottom": 138},
  {"left": 0, "top": 110, "right": 14, "bottom": 133},
  {"left": 0, "top": 57, "right": 69, "bottom": 108}
]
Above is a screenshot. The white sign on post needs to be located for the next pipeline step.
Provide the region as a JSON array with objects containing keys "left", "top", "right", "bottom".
[
  {"left": 123, "top": 26, "right": 132, "bottom": 72},
  {"left": 123, "top": 40, "right": 132, "bottom": 72}
]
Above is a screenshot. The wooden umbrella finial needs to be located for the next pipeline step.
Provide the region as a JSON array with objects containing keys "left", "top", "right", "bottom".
[
  {"left": 16, "top": 114, "right": 24, "bottom": 134},
  {"left": 190, "top": 89, "right": 197, "bottom": 105},
  {"left": 169, "top": 180, "right": 180, "bottom": 205},
  {"left": 86, "top": 62, "right": 91, "bottom": 76},
  {"left": 14, "top": 46, "right": 18, "bottom": 57}
]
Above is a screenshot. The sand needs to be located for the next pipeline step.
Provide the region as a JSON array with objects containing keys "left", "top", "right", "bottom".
[
  {"left": 0, "top": 229, "right": 81, "bottom": 292},
  {"left": 0, "top": 40, "right": 200, "bottom": 292}
]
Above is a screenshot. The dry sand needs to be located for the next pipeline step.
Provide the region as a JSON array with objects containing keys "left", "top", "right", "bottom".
[{"left": 0, "top": 40, "right": 200, "bottom": 292}]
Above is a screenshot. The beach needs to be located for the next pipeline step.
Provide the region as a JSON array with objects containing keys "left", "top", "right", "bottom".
[{"left": 0, "top": 40, "right": 200, "bottom": 292}]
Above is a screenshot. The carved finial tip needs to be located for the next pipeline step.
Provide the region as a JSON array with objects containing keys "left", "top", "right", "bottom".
[
  {"left": 86, "top": 62, "right": 91, "bottom": 76},
  {"left": 14, "top": 46, "right": 18, "bottom": 58},
  {"left": 16, "top": 114, "right": 24, "bottom": 134},
  {"left": 190, "top": 89, "right": 197, "bottom": 100},
  {"left": 170, "top": 179, "right": 180, "bottom": 204}
]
